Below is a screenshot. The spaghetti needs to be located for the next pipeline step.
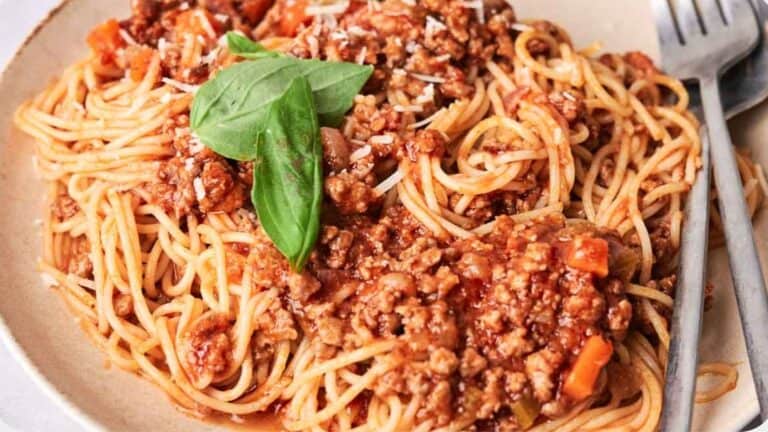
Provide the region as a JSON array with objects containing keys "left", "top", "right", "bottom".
[{"left": 14, "top": 0, "right": 765, "bottom": 431}]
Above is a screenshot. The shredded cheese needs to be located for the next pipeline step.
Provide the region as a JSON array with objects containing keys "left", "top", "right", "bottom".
[
  {"left": 347, "top": 26, "right": 371, "bottom": 37},
  {"left": 459, "top": 0, "right": 485, "bottom": 24},
  {"left": 118, "top": 29, "right": 137, "bottom": 46},
  {"left": 374, "top": 169, "right": 405, "bottom": 196},
  {"left": 415, "top": 84, "right": 435, "bottom": 105},
  {"left": 162, "top": 78, "right": 200, "bottom": 93},
  {"left": 356, "top": 46, "right": 368, "bottom": 65},
  {"left": 370, "top": 134, "right": 394, "bottom": 145},
  {"left": 189, "top": 133, "right": 205, "bottom": 154},
  {"left": 196, "top": 10, "right": 218, "bottom": 40},
  {"left": 425, "top": 16, "right": 447, "bottom": 39},
  {"left": 193, "top": 178, "right": 207, "bottom": 200},
  {"left": 394, "top": 104, "right": 423, "bottom": 113},
  {"left": 306, "top": 1, "right": 350, "bottom": 16},
  {"left": 408, "top": 108, "right": 446, "bottom": 129},
  {"left": 410, "top": 72, "right": 445, "bottom": 84},
  {"left": 350, "top": 145, "right": 372, "bottom": 162}
]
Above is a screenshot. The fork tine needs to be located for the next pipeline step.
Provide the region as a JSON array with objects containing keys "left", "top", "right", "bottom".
[
  {"left": 674, "top": 0, "right": 706, "bottom": 41},
  {"left": 698, "top": 0, "right": 726, "bottom": 31},
  {"left": 721, "top": 0, "right": 757, "bottom": 23},
  {"left": 652, "top": 0, "right": 682, "bottom": 46}
]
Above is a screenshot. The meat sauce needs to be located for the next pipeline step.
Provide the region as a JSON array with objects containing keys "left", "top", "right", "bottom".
[{"left": 86, "top": 0, "right": 671, "bottom": 429}]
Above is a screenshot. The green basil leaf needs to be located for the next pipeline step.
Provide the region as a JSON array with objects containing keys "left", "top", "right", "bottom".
[
  {"left": 299, "top": 60, "right": 373, "bottom": 126},
  {"left": 225, "top": 32, "right": 280, "bottom": 59},
  {"left": 252, "top": 75, "right": 322, "bottom": 271},
  {"left": 191, "top": 57, "right": 371, "bottom": 160},
  {"left": 190, "top": 57, "right": 302, "bottom": 161}
]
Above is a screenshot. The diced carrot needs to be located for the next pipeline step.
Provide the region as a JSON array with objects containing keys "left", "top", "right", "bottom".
[
  {"left": 562, "top": 335, "right": 614, "bottom": 400},
  {"left": 280, "top": 0, "right": 311, "bottom": 37},
  {"left": 566, "top": 235, "right": 609, "bottom": 277},
  {"left": 86, "top": 19, "right": 125, "bottom": 65},
  {"left": 128, "top": 46, "right": 155, "bottom": 82}
]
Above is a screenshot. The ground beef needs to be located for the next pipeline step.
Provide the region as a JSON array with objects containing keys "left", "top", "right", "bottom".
[
  {"left": 287, "top": 210, "right": 635, "bottom": 427},
  {"left": 182, "top": 313, "right": 233, "bottom": 383},
  {"left": 52, "top": 195, "right": 80, "bottom": 221}
]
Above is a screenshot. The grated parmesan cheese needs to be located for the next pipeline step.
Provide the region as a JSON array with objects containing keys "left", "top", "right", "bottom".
[
  {"left": 410, "top": 72, "right": 445, "bottom": 84},
  {"left": 347, "top": 25, "right": 371, "bottom": 37},
  {"left": 373, "top": 169, "right": 404, "bottom": 196},
  {"left": 193, "top": 178, "right": 207, "bottom": 201},
  {"left": 214, "top": 13, "right": 229, "bottom": 23},
  {"left": 408, "top": 107, "right": 446, "bottom": 129},
  {"left": 405, "top": 40, "right": 420, "bottom": 53},
  {"left": 307, "top": 35, "right": 320, "bottom": 58},
  {"left": 180, "top": 1, "right": 190, "bottom": 10},
  {"left": 330, "top": 30, "right": 349, "bottom": 41},
  {"left": 415, "top": 83, "right": 435, "bottom": 105},
  {"left": 370, "top": 134, "right": 394, "bottom": 145},
  {"left": 350, "top": 145, "right": 372, "bottom": 162},
  {"left": 306, "top": 1, "right": 350, "bottom": 16},
  {"left": 355, "top": 46, "right": 368, "bottom": 64},
  {"left": 425, "top": 16, "right": 447, "bottom": 39},
  {"left": 162, "top": 78, "right": 200, "bottom": 94},
  {"left": 158, "top": 37, "right": 168, "bottom": 60},
  {"left": 118, "top": 29, "right": 137, "bottom": 46},
  {"left": 562, "top": 91, "right": 576, "bottom": 102},
  {"left": 393, "top": 104, "right": 423, "bottom": 113},
  {"left": 184, "top": 157, "right": 196, "bottom": 172},
  {"left": 202, "top": 47, "right": 220, "bottom": 65},
  {"left": 459, "top": 0, "right": 485, "bottom": 24},
  {"left": 189, "top": 133, "right": 205, "bottom": 154}
]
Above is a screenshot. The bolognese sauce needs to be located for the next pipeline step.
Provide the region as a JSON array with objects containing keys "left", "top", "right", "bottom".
[{"left": 16, "top": 0, "right": 763, "bottom": 430}]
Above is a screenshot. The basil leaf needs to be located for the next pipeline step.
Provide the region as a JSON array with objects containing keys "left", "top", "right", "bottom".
[
  {"left": 252, "top": 75, "right": 322, "bottom": 271},
  {"left": 299, "top": 60, "right": 373, "bottom": 126},
  {"left": 191, "top": 57, "right": 371, "bottom": 160},
  {"left": 190, "top": 57, "right": 301, "bottom": 161},
  {"left": 225, "top": 32, "right": 280, "bottom": 59}
]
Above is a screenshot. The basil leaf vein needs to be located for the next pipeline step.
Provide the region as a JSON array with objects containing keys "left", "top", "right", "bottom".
[{"left": 252, "top": 75, "right": 322, "bottom": 271}]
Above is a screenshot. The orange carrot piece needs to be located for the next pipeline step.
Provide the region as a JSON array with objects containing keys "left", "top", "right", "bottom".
[
  {"left": 280, "top": 0, "right": 310, "bottom": 37},
  {"left": 566, "top": 235, "right": 609, "bottom": 277},
  {"left": 562, "top": 335, "right": 614, "bottom": 400},
  {"left": 86, "top": 19, "right": 125, "bottom": 65}
]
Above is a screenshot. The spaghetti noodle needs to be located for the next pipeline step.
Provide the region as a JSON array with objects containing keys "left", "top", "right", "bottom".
[{"left": 14, "top": 0, "right": 765, "bottom": 431}]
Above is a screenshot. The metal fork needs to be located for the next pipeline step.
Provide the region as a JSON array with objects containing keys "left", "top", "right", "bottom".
[{"left": 652, "top": 1, "right": 768, "bottom": 431}]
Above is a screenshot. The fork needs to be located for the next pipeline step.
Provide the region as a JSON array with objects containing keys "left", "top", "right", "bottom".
[{"left": 651, "top": 0, "right": 768, "bottom": 431}]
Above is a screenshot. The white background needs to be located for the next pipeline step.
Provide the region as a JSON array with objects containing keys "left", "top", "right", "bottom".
[{"left": 0, "top": 2, "right": 83, "bottom": 430}]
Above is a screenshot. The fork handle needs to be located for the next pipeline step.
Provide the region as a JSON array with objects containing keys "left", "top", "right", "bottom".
[{"left": 700, "top": 75, "right": 768, "bottom": 419}]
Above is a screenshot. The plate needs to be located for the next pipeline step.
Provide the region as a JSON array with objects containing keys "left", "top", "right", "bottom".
[{"left": 0, "top": 0, "right": 763, "bottom": 431}]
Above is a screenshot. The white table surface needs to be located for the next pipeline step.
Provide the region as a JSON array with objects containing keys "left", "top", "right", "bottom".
[{"left": 0, "top": 2, "right": 84, "bottom": 431}]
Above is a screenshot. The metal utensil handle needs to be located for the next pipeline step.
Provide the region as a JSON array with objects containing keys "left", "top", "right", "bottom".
[
  {"left": 660, "top": 125, "right": 711, "bottom": 432},
  {"left": 700, "top": 74, "right": 768, "bottom": 418}
]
